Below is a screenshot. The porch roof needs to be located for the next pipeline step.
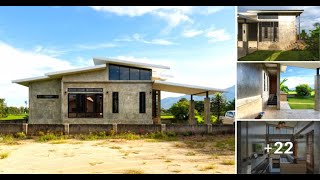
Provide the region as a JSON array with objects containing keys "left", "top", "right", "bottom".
[{"left": 153, "top": 80, "right": 226, "bottom": 96}]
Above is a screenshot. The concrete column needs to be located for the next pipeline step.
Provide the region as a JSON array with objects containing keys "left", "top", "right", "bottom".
[
  {"left": 112, "top": 123, "right": 118, "bottom": 134},
  {"left": 204, "top": 97, "right": 211, "bottom": 124},
  {"left": 315, "top": 74, "right": 320, "bottom": 111},
  {"left": 22, "top": 123, "right": 28, "bottom": 135},
  {"left": 63, "top": 123, "right": 69, "bottom": 135},
  {"left": 207, "top": 124, "right": 212, "bottom": 134},
  {"left": 242, "top": 23, "right": 249, "bottom": 55},
  {"left": 157, "top": 91, "right": 161, "bottom": 124},
  {"left": 277, "top": 65, "right": 281, "bottom": 110},
  {"left": 161, "top": 124, "right": 166, "bottom": 133},
  {"left": 189, "top": 99, "right": 195, "bottom": 125}
]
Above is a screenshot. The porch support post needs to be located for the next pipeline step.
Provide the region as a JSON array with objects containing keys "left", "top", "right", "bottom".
[
  {"left": 157, "top": 90, "right": 161, "bottom": 124},
  {"left": 204, "top": 91, "right": 211, "bottom": 125},
  {"left": 298, "top": 15, "right": 301, "bottom": 40},
  {"left": 276, "top": 64, "right": 281, "bottom": 110},
  {"left": 189, "top": 95, "right": 195, "bottom": 125},
  {"left": 242, "top": 22, "right": 249, "bottom": 55},
  {"left": 315, "top": 69, "right": 320, "bottom": 111}
]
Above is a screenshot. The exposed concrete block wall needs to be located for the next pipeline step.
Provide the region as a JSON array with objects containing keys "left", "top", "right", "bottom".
[
  {"left": 0, "top": 124, "right": 23, "bottom": 134},
  {"left": 29, "top": 79, "right": 62, "bottom": 124},
  {"left": 166, "top": 125, "right": 207, "bottom": 135},
  {"left": 62, "top": 69, "right": 108, "bottom": 82},
  {"left": 62, "top": 82, "right": 153, "bottom": 124},
  {"left": 68, "top": 124, "right": 113, "bottom": 135},
  {"left": 258, "top": 15, "right": 297, "bottom": 50},
  {"left": 117, "top": 124, "right": 161, "bottom": 134},
  {"left": 27, "top": 124, "right": 65, "bottom": 135}
]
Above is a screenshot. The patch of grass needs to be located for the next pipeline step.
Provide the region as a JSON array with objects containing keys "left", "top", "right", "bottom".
[
  {"left": 221, "top": 159, "right": 235, "bottom": 165},
  {"left": 238, "top": 50, "right": 315, "bottom": 61},
  {"left": 89, "top": 161, "right": 104, "bottom": 166},
  {"left": 0, "top": 114, "right": 27, "bottom": 120},
  {"left": 214, "top": 138, "right": 235, "bottom": 151},
  {"left": 174, "top": 142, "right": 185, "bottom": 148},
  {"left": 171, "top": 170, "right": 181, "bottom": 173},
  {"left": 123, "top": 169, "right": 144, "bottom": 174},
  {"left": 49, "top": 140, "right": 68, "bottom": 144},
  {"left": 164, "top": 159, "right": 172, "bottom": 163},
  {"left": 199, "top": 164, "right": 216, "bottom": 171},
  {"left": 37, "top": 133, "right": 61, "bottom": 142},
  {"left": 145, "top": 132, "right": 177, "bottom": 141},
  {"left": 109, "top": 146, "right": 122, "bottom": 149},
  {"left": 114, "top": 132, "right": 141, "bottom": 140},
  {"left": 288, "top": 96, "right": 315, "bottom": 109},
  {"left": 185, "top": 152, "right": 196, "bottom": 156},
  {"left": 0, "top": 152, "right": 9, "bottom": 159},
  {"left": 14, "top": 132, "right": 27, "bottom": 139},
  {"left": 0, "top": 134, "right": 14, "bottom": 144},
  {"left": 161, "top": 115, "right": 174, "bottom": 119},
  {"left": 211, "top": 154, "right": 219, "bottom": 159}
]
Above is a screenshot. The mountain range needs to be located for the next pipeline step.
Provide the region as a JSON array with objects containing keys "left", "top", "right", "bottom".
[{"left": 161, "top": 85, "right": 235, "bottom": 110}]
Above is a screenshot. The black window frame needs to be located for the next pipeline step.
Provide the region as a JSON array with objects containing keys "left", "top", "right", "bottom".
[
  {"left": 112, "top": 92, "right": 119, "bottom": 113},
  {"left": 68, "top": 93, "right": 103, "bottom": 118},
  {"left": 139, "top": 92, "right": 146, "bottom": 113},
  {"left": 108, "top": 64, "right": 152, "bottom": 81}
]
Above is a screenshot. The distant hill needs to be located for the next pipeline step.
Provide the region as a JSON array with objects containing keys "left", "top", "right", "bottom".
[{"left": 161, "top": 85, "right": 235, "bottom": 110}]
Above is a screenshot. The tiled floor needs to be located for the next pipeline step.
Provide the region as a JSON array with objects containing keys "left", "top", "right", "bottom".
[{"left": 263, "top": 107, "right": 320, "bottom": 119}]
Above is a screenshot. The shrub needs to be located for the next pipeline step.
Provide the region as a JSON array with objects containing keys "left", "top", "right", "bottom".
[
  {"left": 169, "top": 98, "right": 189, "bottom": 121},
  {"left": 15, "top": 132, "right": 26, "bottom": 139},
  {"left": 296, "top": 84, "right": 312, "bottom": 97},
  {"left": 37, "top": 133, "right": 59, "bottom": 142}
]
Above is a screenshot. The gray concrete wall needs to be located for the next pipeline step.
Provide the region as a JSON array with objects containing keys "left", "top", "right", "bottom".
[
  {"left": 27, "top": 124, "right": 65, "bottom": 135},
  {"left": 0, "top": 124, "right": 23, "bottom": 134},
  {"left": 237, "top": 63, "right": 270, "bottom": 119},
  {"left": 62, "top": 69, "right": 107, "bottom": 82},
  {"left": 29, "top": 79, "right": 62, "bottom": 124},
  {"left": 117, "top": 124, "right": 161, "bottom": 134},
  {"left": 62, "top": 82, "right": 153, "bottom": 124},
  {"left": 258, "top": 15, "right": 297, "bottom": 50},
  {"left": 69, "top": 124, "right": 113, "bottom": 134}
]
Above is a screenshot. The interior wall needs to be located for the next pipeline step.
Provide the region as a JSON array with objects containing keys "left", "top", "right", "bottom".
[{"left": 269, "top": 75, "right": 277, "bottom": 94}]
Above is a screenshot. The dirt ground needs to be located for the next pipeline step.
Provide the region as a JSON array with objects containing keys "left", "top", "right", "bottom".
[{"left": 0, "top": 136, "right": 235, "bottom": 174}]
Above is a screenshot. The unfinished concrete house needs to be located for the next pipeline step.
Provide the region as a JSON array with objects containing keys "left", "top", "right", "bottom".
[
  {"left": 238, "top": 10, "right": 303, "bottom": 58},
  {"left": 237, "top": 62, "right": 320, "bottom": 119},
  {"left": 12, "top": 57, "right": 225, "bottom": 124},
  {"left": 237, "top": 121, "right": 320, "bottom": 174}
]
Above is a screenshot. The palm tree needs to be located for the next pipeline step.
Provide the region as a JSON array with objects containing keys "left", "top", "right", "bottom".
[{"left": 280, "top": 78, "right": 290, "bottom": 93}]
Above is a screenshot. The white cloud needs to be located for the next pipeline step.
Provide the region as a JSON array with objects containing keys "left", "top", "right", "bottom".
[
  {"left": 76, "top": 43, "right": 116, "bottom": 50},
  {"left": 0, "top": 41, "right": 86, "bottom": 107},
  {"left": 281, "top": 76, "right": 314, "bottom": 89},
  {"left": 33, "top": 45, "right": 68, "bottom": 57},
  {"left": 203, "top": 6, "right": 226, "bottom": 15},
  {"left": 89, "top": 6, "right": 193, "bottom": 28},
  {"left": 182, "top": 29, "right": 204, "bottom": 38},
  {"left": 117, "top": 33, "right": 175, "bottom": 46},
  {"left": 206, "top": 29, "right": 232, "bottom": 42}
]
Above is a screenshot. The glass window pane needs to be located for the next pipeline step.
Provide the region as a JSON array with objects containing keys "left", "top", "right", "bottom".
[
  {"left": 68, "top": 94, "right": 77, "bottom": 113},
  {"left": 139, "top": 92, "right": 146, "bottom": 113},
  {"left": 140, "top": 69, "right": 151, "bottom": 80},
  {"left": 109, "top": 65, "right": 120, "bottom": 80},
  {"left": 120, "top": 67, "right": 129, "bottom": 80},
  {"left": 86, "top": 95, "right": 95, "bottom": 113},
  {"left": 112, "top": 92, "right": 119, "bottom": 113},
  {"left": 130, "top": 68, "right": 139, "bottom": 80}
]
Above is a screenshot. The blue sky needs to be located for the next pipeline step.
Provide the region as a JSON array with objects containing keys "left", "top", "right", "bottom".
[
  {"left": 0, "top": 6, "right": 236, "bottom": 107},
  {"left": 238, "top": 6, "right": 320, "bottom": 32},
  {"left": 281, "top": 66, "right": 316, "bottom": 90}
]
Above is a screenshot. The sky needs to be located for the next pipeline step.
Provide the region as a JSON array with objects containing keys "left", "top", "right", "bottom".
[
  {"left": 281, "top": 66, "right": 316, "bottom": 90},
  {"left": 238, "top": 6, "right": 320, "bottom": 32},
  {"left": 0, "top": 6, "right": 236, "bottom": 107}
]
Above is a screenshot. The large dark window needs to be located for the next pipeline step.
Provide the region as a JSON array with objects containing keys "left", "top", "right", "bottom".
[
  {"left": 139, "top": 92, "right": 146, "bottom": 113},
  {"left": 109, "top": 64, "right": 152, "bottom": 80},
  {"left": 259, "top": 22, "right": 279, "bottom": 42},
  {"left": 68, "top": 94, "right": 103, "bottom": 118},
  {"left": 109, "top": 65, "right": 120, "bottom": 80},
  {"left": 112, "top": 92, "right": 119, "bottom": 113}
]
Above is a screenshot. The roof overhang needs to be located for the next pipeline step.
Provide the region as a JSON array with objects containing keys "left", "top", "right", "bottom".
[
  {"left": 93, "top": 57, "right": 170, "bottom": 70},
  {"left": 247, "top": 10, "right": 304, "bottom": 16},
  {"left": 153, "top": 80, "right": 226, "bottom": 96},
  {"left": 237, "top": 14, "right": 258, "bottom": 23},
  {"left": 12, "top": 76, "right": 51, "bottom": 87}
]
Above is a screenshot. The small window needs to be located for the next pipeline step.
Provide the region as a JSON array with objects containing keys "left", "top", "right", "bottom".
[
  {"left": 112, "top": 92, "right": 119, "bottom": 113},
  {"left": 139, "top": 92, "right": 146, "bottom": 113}
]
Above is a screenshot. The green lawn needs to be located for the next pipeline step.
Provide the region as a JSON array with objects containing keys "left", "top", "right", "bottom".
[
  {"left": 161, "top": 115, "right": 174, "bottom": 119},
  {"left": 288, "top": 96, "right": 315, "bottom": 109},
  {"left": 239, "top": 50, "right": 316, "bottom": 61},
  {"left": 0, "top": 114, "right": 27, "bottom": 120},
  {"left": 288, "top": 91, "right": 314, "bottom": 96}
]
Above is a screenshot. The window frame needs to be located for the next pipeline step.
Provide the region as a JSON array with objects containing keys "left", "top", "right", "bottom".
[
  {"left": 68, "top": 93, "right": 103, "bottom": 118},
  {"left": 109, "top": 64, "right": 152, "bottom": 81},
  {"left": 112, "top": 92, "right": 119, "bottom": 113},
  {"left": 139, "top": 92, "right": 146, "bottom": 113}
]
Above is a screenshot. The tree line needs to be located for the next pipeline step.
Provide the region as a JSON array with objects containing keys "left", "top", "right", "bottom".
[{"left": 0, "top": 98, "right": 28, "bottom": 118}]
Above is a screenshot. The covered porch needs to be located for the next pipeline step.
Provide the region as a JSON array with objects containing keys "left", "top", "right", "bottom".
[{"left": 152, "top": 80, "right": 226, "bottom": 125}]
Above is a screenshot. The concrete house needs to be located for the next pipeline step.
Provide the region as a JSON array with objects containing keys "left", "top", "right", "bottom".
[
  {"left": 237, "top": 121, "right": 320, "bottom": 174},
  {"left": 238, "top": 10, "right": 303, "bottom": 57},
  {"left": 13, "top": 57, "right": 225, "bottom": 124},
  {"left": 237, "top": 62, "right": 320, "bottom": 119}
]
